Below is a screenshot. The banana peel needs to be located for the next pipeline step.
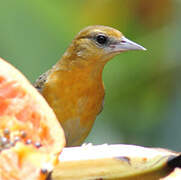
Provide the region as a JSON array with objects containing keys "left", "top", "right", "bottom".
[
  {"left": 161, "top": 168, "right": 181, "bottom": 180},
  {"left": 53, "top": 144, "right": 181, "bottom": 180}
]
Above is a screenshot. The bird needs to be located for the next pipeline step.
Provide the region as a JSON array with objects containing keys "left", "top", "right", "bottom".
[{"left": 34, "top": 25, "right": 146, "bottom": 147}]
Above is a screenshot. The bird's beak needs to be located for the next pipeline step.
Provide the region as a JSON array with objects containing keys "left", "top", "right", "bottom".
[{"left": 112, "top": 36, "right": 146, "bottom": 52}]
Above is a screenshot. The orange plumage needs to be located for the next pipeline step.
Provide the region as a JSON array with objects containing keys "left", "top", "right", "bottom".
[{"left": 34, "top": 25, "right": 146, "bottom": 146}]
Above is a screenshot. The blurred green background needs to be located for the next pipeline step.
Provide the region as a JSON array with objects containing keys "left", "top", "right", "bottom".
[{"left": 0, "top": 0, "right": 181, "bottom": 151}]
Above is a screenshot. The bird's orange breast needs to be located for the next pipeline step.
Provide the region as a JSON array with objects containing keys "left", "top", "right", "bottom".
[{"left": 42, "top": 63, "right": 105, "bottom": 146}]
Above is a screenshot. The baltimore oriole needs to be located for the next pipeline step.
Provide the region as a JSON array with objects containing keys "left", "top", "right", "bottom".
[{"left": 34, "top": 25, "right": 146, "bottom": 146}]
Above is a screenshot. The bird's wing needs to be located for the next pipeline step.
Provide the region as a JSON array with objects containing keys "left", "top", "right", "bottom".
[{"left": 34, "top": 70, "right": 50, "bottom": 92}]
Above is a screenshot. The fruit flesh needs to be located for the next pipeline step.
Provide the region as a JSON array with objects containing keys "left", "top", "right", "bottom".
[{"left": 0, "top": 58, "right": 65, "bottom": 180}]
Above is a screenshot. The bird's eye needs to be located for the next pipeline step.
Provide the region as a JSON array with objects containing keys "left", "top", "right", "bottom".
[{"left": 96, "top": 35, "right": 108, "bottom": 45}]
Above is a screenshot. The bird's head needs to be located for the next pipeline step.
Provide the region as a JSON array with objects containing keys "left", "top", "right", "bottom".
[{"left": 62, "top": 25, "right": 146, "bottom": 67}]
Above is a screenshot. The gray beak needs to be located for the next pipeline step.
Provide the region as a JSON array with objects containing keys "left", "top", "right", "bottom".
[{"left": 113, "top": 36, "right": 146, "bottom": 52}]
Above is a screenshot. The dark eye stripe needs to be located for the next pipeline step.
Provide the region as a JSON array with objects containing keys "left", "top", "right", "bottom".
[{"left": 78, "top": 33, "right": 111, "bottom": 47}]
